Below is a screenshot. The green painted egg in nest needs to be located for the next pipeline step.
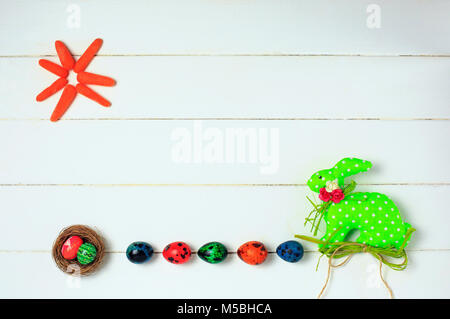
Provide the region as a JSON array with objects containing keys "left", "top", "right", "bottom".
[
  {"left": 77, "top": 243, "right": 97, "bottom": 265},
  {"left": 198, "top": 242, "right": 228, "bottom": 264}
]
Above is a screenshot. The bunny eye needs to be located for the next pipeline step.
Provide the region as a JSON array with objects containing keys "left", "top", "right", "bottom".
[{"left": 318, "top": 176, "right": 323, "bottom": 180}]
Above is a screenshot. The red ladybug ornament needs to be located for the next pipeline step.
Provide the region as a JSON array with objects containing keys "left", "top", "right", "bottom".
[
  {"left": 163, "top": 242, "right": 191, "bottom": 264},
  {"left": 61, "top": 236, "right": 83, "bottom": 260}
]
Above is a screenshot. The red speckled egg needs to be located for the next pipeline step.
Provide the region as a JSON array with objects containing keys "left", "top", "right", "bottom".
[
  {"left": 237, "top": 241, "right": 268, "bottom": 265},
  {"left": 61, "top": 236, "right": 83, "bottom": 260},
  {"left": 163, "top": 242, "right": 191, "bottom": 264}
]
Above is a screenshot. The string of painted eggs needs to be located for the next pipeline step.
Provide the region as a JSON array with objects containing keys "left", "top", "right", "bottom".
[
  {"left": 62, "top": 237, "right": 304, "bottom": 265},
  {"left": 126, "top": 240, "right": 304, "bottom": 265},
  {"left": 61, "top": 236, "right": 303, "bottom": 265}
]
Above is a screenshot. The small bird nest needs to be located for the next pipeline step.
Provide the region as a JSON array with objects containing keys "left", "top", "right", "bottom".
[{"left": 52, "top": 225, "right": 105, "bottom": 276}]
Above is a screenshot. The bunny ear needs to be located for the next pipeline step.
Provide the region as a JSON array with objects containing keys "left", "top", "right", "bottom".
[{"left": 332, "top": 158, "right": 372, "bottom": 183}]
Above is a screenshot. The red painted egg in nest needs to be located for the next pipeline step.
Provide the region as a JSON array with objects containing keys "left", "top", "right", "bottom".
[
  {"left": 163, "top": 242, "right": 192, "bottom": 264},
  {"left": 61, "top": 235, "right": 83, "bottom": 260},
  {"left": 237, "top": 241, "right": 268, "bottom": 265}
]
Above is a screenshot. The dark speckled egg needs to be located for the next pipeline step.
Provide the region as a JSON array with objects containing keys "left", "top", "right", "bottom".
[
  {"left": 198, "top": 242, "right": 228, "bottom": 264},
  {"left": 126, "top": 241, "right": 154, "bottom": 264},
  {"left": 237, "top": 241, "right": 268, "bottom": 265},
  {"left": 276, "top": 240, "right": 304, "bottom": 263},
  {"left": 163, "top": 242, "right": 191, "bottom": 264}
]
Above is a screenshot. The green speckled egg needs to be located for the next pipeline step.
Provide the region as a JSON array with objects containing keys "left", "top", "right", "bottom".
[
  {"left": 77, "top": 243, "right": 97, "bottom": 265},
  {"left": 198, "top": 242, "right": 228, "bottom": 264}
]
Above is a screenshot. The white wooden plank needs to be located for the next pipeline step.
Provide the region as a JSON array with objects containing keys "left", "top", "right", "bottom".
[
  {"left": 0, "top": 251, "right": 448, "bottom": 298},
  {"left": 1, "top": 56, "right": 450, "bottom": 119},
  {"left": 0, "top": 120, "right": 448, "bottom": 184},
  {"left": 1, "top": 0, "right": 449, "bottom": 56},
  {"left": 0, "top": 185, "right": 448, "bottom": 251}
]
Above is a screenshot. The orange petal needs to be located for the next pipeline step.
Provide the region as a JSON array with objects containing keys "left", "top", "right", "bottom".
[
  {"left": 73, "top": 38, "right": 103, "bottom": 73},
  {"left": 38, "top": 59, "right": 68, "bottom": 78},
  {"left": 77, "top": 71, "right": 115, "bottom": 86},
  {"left": 36, "top": 78, "right": 68, "bottom": 102},
  {"left": 50, "top": 85, "right": 77, "bottom": 122},
  {"left": 76, "top": 83, "right": 111, "bottom": 107},
  {"left": 55, "top": 41, "right": 75, "bottom": 70}
]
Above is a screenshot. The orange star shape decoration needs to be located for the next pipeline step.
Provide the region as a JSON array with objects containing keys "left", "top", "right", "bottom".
[{"left": 36, "top": 38, "right": 115, "bottom": 122}]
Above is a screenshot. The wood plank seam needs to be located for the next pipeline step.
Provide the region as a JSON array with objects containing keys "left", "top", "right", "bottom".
[
  {"left": 0, "top": 118, "right": 449, "bottom": 121},
  {"left": 2, "top": 54, "right": 450, "bottom": 58},
  {"left": 0, "top": 183, "right": 448, "bottom": 187},
  {"left": 1, "top": 249, "right": 448, "bottom": 254}
]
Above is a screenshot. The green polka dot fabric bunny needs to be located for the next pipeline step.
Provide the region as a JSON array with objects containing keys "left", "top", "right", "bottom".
[
  {"left": 297, "top": 158, "right": 416, "bottom": 298},
  {"left": 304, "top": 157, "right": 414, "bottom": 250}
]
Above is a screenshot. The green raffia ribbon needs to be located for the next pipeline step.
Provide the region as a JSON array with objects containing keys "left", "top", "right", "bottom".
[
  {"left": 296, "top": 227, "right": 416, "bottom": 271},
  {"left": 304, "top": 180, "right": 357, "bottom": 236}
]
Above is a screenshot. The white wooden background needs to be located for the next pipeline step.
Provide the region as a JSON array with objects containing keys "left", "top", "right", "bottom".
[{"left": 0, "top": 0, "right": 449, "bottom": 299}]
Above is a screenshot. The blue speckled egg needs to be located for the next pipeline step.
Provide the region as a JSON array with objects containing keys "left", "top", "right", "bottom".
[
  {"left": 126, "top": 241, "right": 154, "bottom": 264},
  {"left": 276, "top": 240, "right": 304, "bottom": 263}
]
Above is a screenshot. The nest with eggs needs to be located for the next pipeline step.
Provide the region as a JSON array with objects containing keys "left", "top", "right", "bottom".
[{"left": 52, "top": 225, "right": 105, "bottom": 276}]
